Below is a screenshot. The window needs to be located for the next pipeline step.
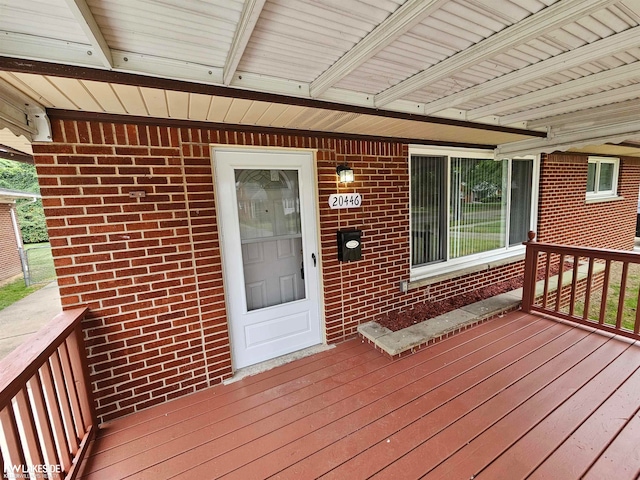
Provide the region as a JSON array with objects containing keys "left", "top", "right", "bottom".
[
  {"left": 587, "top": 157, "right": 619, "bottom": 199},
  {"left": 410, "top": 148, "right": 537, "bottom": 278}
]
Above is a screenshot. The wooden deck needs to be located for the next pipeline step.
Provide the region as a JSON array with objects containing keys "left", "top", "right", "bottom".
[{"left": 77, "top": 311, "right": 640, "bottom": 479}]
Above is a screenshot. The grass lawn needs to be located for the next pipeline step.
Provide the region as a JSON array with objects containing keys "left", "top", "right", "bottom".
[
  {"left": 574, "top": 262, "right": 640, "bottom": 331},
  {"left": 0, "top": 278, "right": 44, "bottom": 311},
  {"left": 0, "top": 242, "right": 54, "bottom": 311}
]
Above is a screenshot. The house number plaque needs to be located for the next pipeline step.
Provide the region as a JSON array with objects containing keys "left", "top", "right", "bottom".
[{"left": 328, "top": 193, "right": 362, "bottom": 209}]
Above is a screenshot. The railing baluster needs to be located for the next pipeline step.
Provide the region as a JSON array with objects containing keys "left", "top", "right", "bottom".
[
  {"left": 14, "top": 387, "right": 45, "bottom": 470},
  {"left": 0, "top": 308, "right": 91, "bottom": 480},
  {"left": 50, "top": 350, "right": 80, "bottom": 454},
  {"left": 27, "top": 374, "right": 61, "bottom": 478},
  {"left": 555, "top": 254, "right": 565, "bottom": 312},
  {"left": 599, "top": 260, "right": 611, "bottom": 325},
  {"left": 66, "top": 326, "right": 96, "bottom": 432},
  {"left": 542, "top": 252, "right": 551, "bottom": 309},
  {"left": 39, "top": 361, "right": 72, "bottom": 472},
  {"left": 523, "top": 235, "right": 640, "bottom": 342},
  {"left": 58, "top": 341, "right": 86, "bottom": 441},
  {"left": 616, "top": 262, "right": 629, "bottom": 330},
  {"left": 569, "top": 255, "right": 579, "bottom": 317},
  {"left": 635, "top": 283, "right": 640, "bottom": 335},
  {"left": 0, "top": 405, "right": 27, "bottom": 475},
  {"left": 583, "top": 257, "right": 595, "bottom": 321}
]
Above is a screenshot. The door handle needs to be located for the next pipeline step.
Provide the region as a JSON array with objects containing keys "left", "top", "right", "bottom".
[{"left": 312, "top": 253, "right": 317, "bottom": 267}]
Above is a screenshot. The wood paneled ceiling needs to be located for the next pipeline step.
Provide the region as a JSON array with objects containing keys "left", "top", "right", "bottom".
[{"left": 2, "top": 0, "right": 640, "bottom": 157}]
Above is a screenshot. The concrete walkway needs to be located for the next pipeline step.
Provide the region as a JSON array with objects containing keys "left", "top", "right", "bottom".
[{"left": 0, "top": 281, "right": 62, "bottom": 359}]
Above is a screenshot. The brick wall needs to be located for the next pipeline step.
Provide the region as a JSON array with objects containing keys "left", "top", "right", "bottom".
[
  {"left": 0, "top": 203, "right": 23, "bottom": 283},
  {"left": 32, "top": 119, "right": 640, "bottom": 423},
  {"left": 33, "top": 119, "right": 418, "bottom": 422},
  {"left": 537, "top": 153, "right": 640, "bottom": 249}
]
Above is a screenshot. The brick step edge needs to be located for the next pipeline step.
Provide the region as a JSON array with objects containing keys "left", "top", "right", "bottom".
[{"left": 357, "top": 290, "right": 522, "bottom": 359}]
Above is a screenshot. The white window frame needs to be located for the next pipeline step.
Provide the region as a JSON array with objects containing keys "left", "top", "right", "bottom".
[
  {"left": 586, "top": 156, "right": 619, "bottom": 201},
  {"left": 409, "top": 146, "right": 539, "bottom": 282}
]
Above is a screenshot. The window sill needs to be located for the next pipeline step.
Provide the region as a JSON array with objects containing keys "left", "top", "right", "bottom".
[
  {"left": 409, "top": 250, "right": 525, "bottom": 289},
  {"left": 585, "top": 195, "right": 624, "bottom": 204}
]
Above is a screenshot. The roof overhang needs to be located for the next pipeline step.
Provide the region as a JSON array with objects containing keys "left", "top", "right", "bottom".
[
  {"left": 0, "top": 57, "right": 545, "bottom": 152},
  {"left": 2, "top": 0, "right": 640, "bottom": 158},
  {"left": 0, "top": 188, "right": 40, "bottom": 204}
]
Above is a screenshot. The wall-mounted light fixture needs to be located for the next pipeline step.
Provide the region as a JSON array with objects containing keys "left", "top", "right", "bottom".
[{"left": 336, "top": 164, "right": 354, "bottom": 183}]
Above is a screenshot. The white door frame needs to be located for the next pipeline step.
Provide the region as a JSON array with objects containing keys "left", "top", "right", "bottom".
[{"left": 211, "top": 145, "right": 324, "bottom": 370}]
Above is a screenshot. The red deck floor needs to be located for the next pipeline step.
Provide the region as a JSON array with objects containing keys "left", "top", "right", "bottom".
[{"left": 77, "top": 310, "right": 640, "bottom": 479}]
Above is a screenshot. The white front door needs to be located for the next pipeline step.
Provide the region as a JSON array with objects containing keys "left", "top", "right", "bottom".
[{"left": 213, "top": 147, "right": 322, "bottom": 369}]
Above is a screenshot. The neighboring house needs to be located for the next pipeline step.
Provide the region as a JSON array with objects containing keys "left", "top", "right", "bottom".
[
  {"left": 0, "top": 188, "right": 39, "bottom": 284},
  {"left": 0, "top": 1, "right": 640, "bottom": 424}
]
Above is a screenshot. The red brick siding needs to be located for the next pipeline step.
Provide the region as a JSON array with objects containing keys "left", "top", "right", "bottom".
[
  {"left": 537, "top": 153, "right": 640, "bottom": 249},
  {"left": 0, "top": 204, "right": 23, "bottom": 282},
  {"left": 32, "top": 119, "right": 640, "bottom": 423}
]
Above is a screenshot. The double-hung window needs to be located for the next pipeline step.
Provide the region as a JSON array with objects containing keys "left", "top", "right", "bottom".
[
  {"left": 586, "top": 156, "right": 619, "bottom": 200},
  {"left": 410, "top": 147, "right": 538, "bottom": 279}
]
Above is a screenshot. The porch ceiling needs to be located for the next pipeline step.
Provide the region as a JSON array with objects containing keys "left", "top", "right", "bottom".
[{"left": 2, "top": 0, "right": 640, "bottom": 156}]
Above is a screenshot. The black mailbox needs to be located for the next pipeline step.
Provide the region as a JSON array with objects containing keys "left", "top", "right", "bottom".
[{"left": 337, "top": 229, "right": 362, "bottom": 262}]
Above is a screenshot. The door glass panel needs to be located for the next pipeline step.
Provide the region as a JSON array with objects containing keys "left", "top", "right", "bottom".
[{"left": 235, "top": 169, "right": 306, "bottom": 311}]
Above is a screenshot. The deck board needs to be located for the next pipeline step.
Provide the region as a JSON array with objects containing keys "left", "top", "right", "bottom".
[
  {"left": 422, "top": 338, "right": 637, "bottom": 480},
  {"left": 582, "top": 410, "right": 640, "bottom": 480},
  {"left": 77, "top": 311, "right": 640, "bottom": 480},
  {"left": 81, "top": 341, "right": 382, "bottom": 477},
  {"left": 236, "top": 320, "right": 569, "bottom": 480},
  {"left": 132, "top": 314, "right": 537, "bottom": 479},
  {"left": 318, "top": 322, "right": 590, "bottom": 480},
  {"left": 527, "top": 362, "right": 640, "bottom": 479}
]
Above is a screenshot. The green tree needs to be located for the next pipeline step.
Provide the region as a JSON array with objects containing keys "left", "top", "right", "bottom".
[{"left": 0, "top": 159, "right": 48, "bottom": 243}]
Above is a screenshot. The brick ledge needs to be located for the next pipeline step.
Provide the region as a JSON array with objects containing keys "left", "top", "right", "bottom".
[
  {"left": 358, "top": 260, "right": 604, "bottom": 359},
  {"left": 358, "top": 290, "right": 522, "bottom": 359}
]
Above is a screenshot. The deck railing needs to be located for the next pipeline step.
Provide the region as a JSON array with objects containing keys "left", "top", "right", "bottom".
[
  {"left": 0, "top": 307, "right": 95, "bottom": 480},
  {"left": 522, "top": 231, "right": 640, "bottom": 341}
]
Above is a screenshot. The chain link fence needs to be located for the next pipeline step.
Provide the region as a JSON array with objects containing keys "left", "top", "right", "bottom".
[{"left": 21, "top": 245, "right": 56, "bottom": 286}]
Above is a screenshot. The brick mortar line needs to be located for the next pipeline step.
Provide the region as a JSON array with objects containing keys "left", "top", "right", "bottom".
[{"left": 180, "top": 135, "right": 213, "bottom": 389}]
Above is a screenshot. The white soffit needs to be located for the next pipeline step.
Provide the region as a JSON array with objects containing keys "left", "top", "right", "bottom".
[{"left": 3, "top": 0, "right": 640, "bottom": 155}]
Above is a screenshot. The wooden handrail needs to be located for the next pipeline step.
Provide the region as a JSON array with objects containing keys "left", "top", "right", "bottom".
[
  {"left": 0, "top": 307, "right": 95, "bottom": 480},
  {"left": 522, "top": 231, "right": 640, "bottom": 341}
]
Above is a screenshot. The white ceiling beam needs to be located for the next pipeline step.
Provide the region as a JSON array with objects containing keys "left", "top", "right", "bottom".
[
  {"left": 495, "top": 120, "right": 640, "bottom": 158},
  {"left": 374, "top": 0, "right": 617, "bottom": 108},
  {"left": 529, "top": 98, "right": 640, "bottom": 132},
  {"left": 467, "top": 62, "right": 640, "bottom": 121},
  {"left": 501, "top": 82, "right": 640, "bottom": 125},
  {"left": 309, "top": 0, "right": 448, "bottom": 98},
  {"left": 223, "top": 0, "right": 267, "bottom": 85},
  {"left": 0, "top": 32, "right": 103, "bottom": 68},
  {"left": 418, "top": 24, "right": 640, "bottom": 117},
  {"left": 111, "top": 51, "right": 223, "bottom": 85},
  {"left": 63, "top": 0, "right": 113, "bottom": 69},
  {"left": 0, "top": 33, "right": 224, "bottom": 86}
]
